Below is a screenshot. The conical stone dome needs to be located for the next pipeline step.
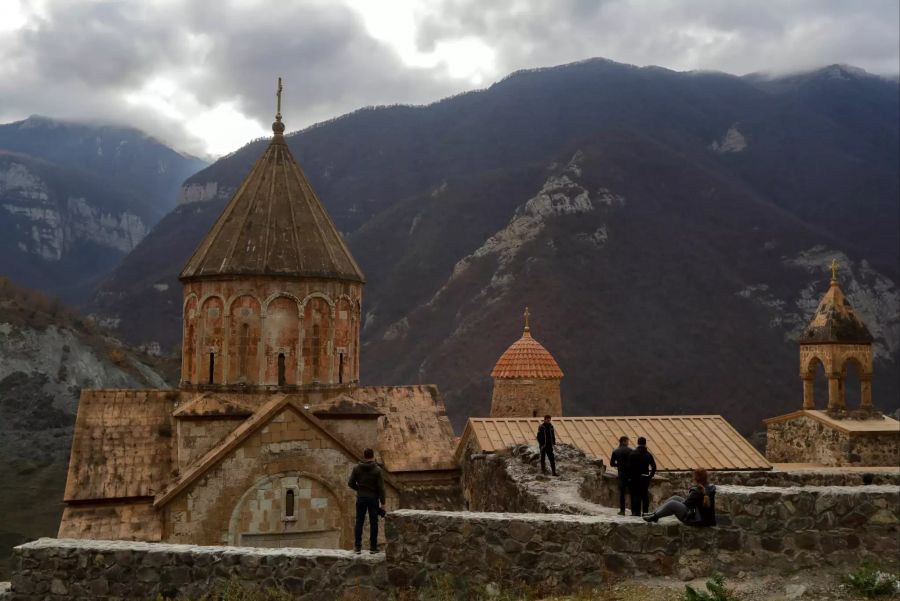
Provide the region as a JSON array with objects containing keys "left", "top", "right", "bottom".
[
  {"left": 180, "top": 118, "right": 363, "bottom": 282},
  {"left": 800, "top": 267, "right": 872, "bottom": 344}
]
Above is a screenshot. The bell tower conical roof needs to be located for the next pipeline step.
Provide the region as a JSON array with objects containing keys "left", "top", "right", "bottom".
[
  {"left": 800, "top": 259, "right": 872, "bottom": 344},
  {"left": 180, "top": 78, "right": 364, "bottom": 283}
]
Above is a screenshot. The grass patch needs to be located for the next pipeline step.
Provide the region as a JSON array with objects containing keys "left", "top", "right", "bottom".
[
  {"left": 682, "top": 574, "right": 740, "bottom": 601},
  {"left": 843, "top": 564, "right": 900, "bottom": 598}
]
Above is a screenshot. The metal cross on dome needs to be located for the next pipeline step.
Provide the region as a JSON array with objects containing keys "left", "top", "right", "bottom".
[
  {"left": 275, "top": 77, "right": 283, "bottom": 122},
  {"left": 831, "top": 258, "right": 839, "bottom": 282},
  {"left": 524, "top": 306, "right": 530, "bottom": 332}
]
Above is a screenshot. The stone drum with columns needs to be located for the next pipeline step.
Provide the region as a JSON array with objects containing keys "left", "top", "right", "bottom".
[
  {"left": 490, "top": 308, "right": 564, "bottom": 418},
  {"left": 180, "top": 77, "right": 364, "bottom": 390}
]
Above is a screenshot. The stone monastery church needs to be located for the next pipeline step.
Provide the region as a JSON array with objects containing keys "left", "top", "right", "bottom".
[{"left": 59, "top": 82, "right": 899, "bottom": 550}]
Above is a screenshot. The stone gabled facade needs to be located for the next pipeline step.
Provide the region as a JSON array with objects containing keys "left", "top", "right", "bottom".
[{"left": 58, "top": 82, "right": 460, "bottom": 549}]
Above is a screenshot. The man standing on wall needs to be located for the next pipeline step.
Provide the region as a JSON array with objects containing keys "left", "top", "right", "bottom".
[
  {"left": 537, "top": 415, "right": 558, "bottom": 476},
  {"left": 348, "top": 448, "right": 386, "bottom": 553},
  {"left": 628, "top": 436, "right": 657, "bottom": 516},
  {"left": 610, "top": 436, "right": 633, "bottom": 515}
]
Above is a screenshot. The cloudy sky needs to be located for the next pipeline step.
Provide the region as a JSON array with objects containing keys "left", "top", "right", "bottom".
[{"left": 1, "top": 0, "right": 897, "bottom": 157}]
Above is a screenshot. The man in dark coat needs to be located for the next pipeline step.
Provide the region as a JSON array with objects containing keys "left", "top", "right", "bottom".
[
  {"left": 536, "top": 415, "right": 558, "bottom": 476},
  {"left": 348, "top": 448, "right": 386, "bottom": 553},
  {"left": 609, "top": 436, "right": 632, "bottom": 515},
  {"left": 627, "top": 436, "right": 657, "bottom": 516}
]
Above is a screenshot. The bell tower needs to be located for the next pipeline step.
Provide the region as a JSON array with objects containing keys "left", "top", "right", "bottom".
[
  {"left": 799, "top": 260, "right": 876, "bottom": 418},
  {"left": 179, "top": 78, "right": 365, "bottom": 390}
]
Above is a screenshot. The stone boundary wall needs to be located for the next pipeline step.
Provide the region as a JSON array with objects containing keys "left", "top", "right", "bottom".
[
  {"left": 6, "top": 484, "right": 899, "bottom": 600},
  {"left": 7, "top": 538, "right": 386, "bottom": 601},
  {"left": 386, "top": 485, "right": 900, "bottom": 595}
]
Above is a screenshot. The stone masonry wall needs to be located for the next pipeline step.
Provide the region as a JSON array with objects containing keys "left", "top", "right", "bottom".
[
  {"left": 490, "top": 378, "right": 561, "bottom": 418},
  {"left": 767, "top": 415, "right": 900, "bottom": 466},
  {"left": 8, "top": 538, "right": 386, "bottom": 601},
  {"left": 386, "top": 485, "right": 899, "bottom": 595}
]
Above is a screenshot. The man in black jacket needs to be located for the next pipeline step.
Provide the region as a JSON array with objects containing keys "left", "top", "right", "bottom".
[
  {"left": 536, "top": 415, "right": 558, "bottom": 476},
  {"left": 609, "top": 436, "right": 632, "bottom": 515},
  {"left": 348, "top": 448, "right": 386, "bottom": 553},
  {"left": 628, "top": 436, "right": 657, "bottom": 516}
]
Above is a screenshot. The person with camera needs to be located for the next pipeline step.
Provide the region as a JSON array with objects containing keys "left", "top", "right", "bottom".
[{"left": 348, "top": 447, "right": 386, "bottom": 553}]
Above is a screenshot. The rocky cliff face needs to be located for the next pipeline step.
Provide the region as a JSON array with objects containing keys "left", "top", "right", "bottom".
[
  {"left": 0, "top": 117, "right": 206, "bottom": 302},
  {"left": 0, "top": 279, "right": 175, "bottom": 576}
]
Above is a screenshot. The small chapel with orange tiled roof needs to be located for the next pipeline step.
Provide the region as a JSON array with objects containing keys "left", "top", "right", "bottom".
[{"left": 490, "top": 307, "right": 564, "bottom": 418}]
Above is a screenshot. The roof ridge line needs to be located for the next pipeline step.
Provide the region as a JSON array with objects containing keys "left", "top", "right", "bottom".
[
  {"left": 280, "top": 144, "right": 303, "bottom": 273},
  {"left": 261, "top": 145, "right": 278, "bottom": 272},
  {"left": 222, "top": 144, "right": 274, "bottom": 271}
]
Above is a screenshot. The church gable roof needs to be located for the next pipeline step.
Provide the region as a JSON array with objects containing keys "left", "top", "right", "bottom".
[
  {"left": 63, "top": 390, "right": 178, "bottom": 502},
  {"left": 154, "top": 394, "right": 399, "bottom": 507},
  {"left": 354, "top": 385, "right": 459, "bottom": 472},
  {"left": 800, "top": 263, "right": 873, "bottom": 344},
  {"left": 180, "top": 87, "right": 364, "bottom": 283}
]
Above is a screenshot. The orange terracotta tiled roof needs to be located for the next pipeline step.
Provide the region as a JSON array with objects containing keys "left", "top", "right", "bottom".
[
  {"left": 456, "top": 416, "right": 771, "bottom": 471},
  {"left": 491, "top": 330, "right": 563, "bottom": 379}
]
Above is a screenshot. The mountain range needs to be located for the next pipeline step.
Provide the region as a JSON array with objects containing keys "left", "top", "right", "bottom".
[
  {"left": 0, "top": 116, "right": 207, "bottom": 301},
  {"left": 87, "top": 60, "right": 899, "bottom": 432}
]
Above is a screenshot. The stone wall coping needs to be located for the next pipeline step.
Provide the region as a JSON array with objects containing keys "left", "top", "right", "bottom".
[
  {"left": 15, "top": 538, "right": 384, "bottom": 563},
  {"left": 390, "top": 509, "right": 654, "bottom": 525}
]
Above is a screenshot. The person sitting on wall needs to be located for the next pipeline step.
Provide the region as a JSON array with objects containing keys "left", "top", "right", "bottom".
[
  {"left": 643, "top": 468, "right": 717, "bottom": 526},
  {"left": 536, "top": 415, "right": 558, "bottom": 476},
  {"left": 348, "top": 448, "right": 387, "bottom": 553},
  {"left": 610, "top": 435, "right": 633, "bottom": 516},
  {"left": 627, "top": 436, "right": 657, "bottom": 516}
]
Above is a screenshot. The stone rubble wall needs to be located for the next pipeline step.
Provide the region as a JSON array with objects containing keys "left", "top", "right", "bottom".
[
  {"left": 386, "top": 485, "right": 899, "bottom": 595},
  {"left": 8, "top": 538, "right": 387, "bottom": 601}
]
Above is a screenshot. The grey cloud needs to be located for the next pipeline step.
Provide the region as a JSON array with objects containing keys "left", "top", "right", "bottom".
[
  {"left": 414, "top": 0, "right": 900, "bottom": 76},
  {"left": 0, "top": 0, "right": 897, "bottom": 157}
]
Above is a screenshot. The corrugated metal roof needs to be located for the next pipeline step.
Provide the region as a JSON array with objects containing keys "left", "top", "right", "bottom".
[{"left": 457, "top": 416, "right": 771, "bottom": 471}]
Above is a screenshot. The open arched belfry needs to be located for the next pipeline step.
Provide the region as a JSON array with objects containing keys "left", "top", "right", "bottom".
[
  {"left": 798, "top": 260, "right": 875, "bottom": 417},
  {"left": 179, "top": 79, "right": 364, "bottom": 390},
  {"left": 765, "top": 260, "right": 899, "bottom": 466}
]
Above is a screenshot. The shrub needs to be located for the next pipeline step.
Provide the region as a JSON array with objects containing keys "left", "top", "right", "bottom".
[
  {"left": 843, "top": 564, "right": 900, "bottom": 598},
  {"left": 682, "top": 573, "right": 740, "bottom": 601}
]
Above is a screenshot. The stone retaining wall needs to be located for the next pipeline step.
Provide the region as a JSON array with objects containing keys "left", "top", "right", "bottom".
[
  {"left": 386, "top": 485, "right": 899, "bottom": 595},
  {"left": 8, "top": 538, "right": 386, "bottom": 601}
]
